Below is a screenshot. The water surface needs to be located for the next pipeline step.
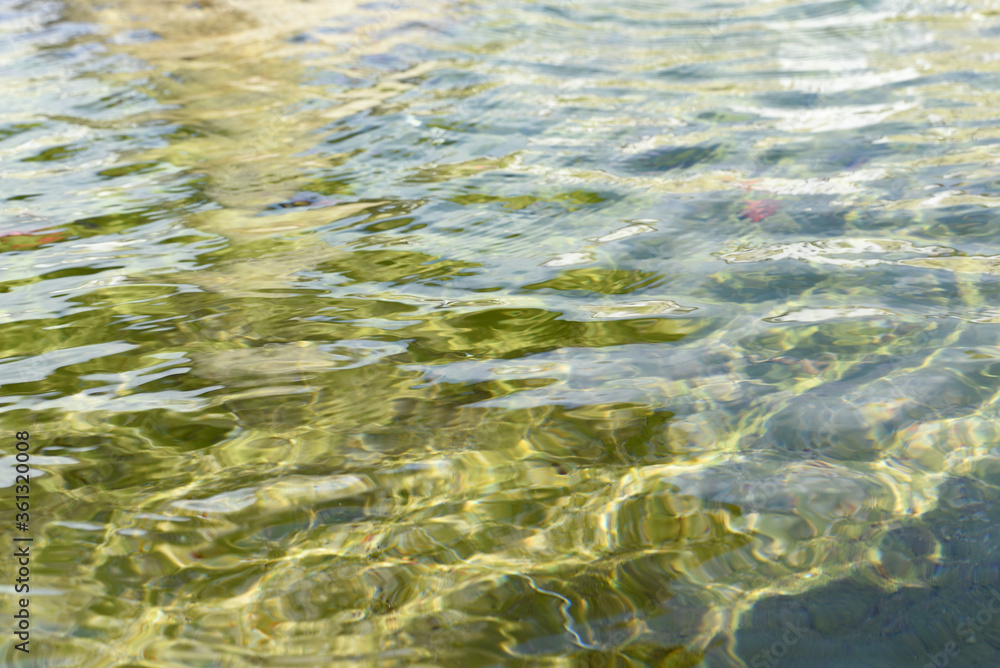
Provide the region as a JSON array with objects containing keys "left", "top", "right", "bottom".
[{"left": 3, "top": 0, "right": 1000, "bottom": 665}]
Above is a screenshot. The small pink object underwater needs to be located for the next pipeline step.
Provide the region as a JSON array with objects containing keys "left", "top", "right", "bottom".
[
  {"left": 0, "top": 230, "right": 64, "bottom": 249},
  {"left": 739, "top": 199, "right": 779, "bottom": 223}
]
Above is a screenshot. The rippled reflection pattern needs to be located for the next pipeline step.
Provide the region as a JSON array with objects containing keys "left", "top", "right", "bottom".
[{"left": 3, "top": 0, "right": 1000, "bottom": 665}]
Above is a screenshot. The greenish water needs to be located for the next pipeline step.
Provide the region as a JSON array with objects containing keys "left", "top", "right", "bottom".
[{"left": 3, "top": 0, "right": 1000, "bottom": 665}]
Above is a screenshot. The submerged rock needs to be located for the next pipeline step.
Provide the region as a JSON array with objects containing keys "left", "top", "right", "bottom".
[{"left": 762, "top": 392, "right": 891, "bottom": 461}]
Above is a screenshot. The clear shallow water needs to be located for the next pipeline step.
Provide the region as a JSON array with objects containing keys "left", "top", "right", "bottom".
[{"left": 3, "top": 0, "right": 1000, "bottom": 665}]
